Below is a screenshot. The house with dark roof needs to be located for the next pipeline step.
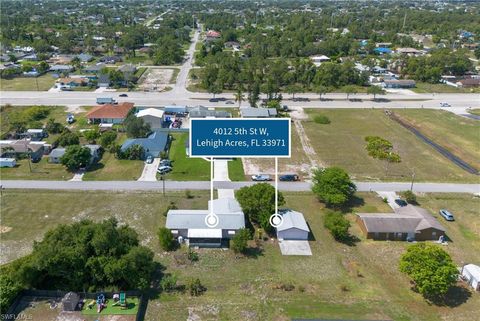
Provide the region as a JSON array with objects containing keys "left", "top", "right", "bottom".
[
  {"left": 189, "top": 106, "right": 231, "bottom": 118},
  {"left": 77, "top": 53, "right": 93, "bottom": 62},
  {"left": 240, "top": 107, "right": 277, "bottom": 118},
  {"left": 0, "top": 140, "right": 45, "bottom": 161},
  {"left": 84, "top": 64, "right": 106, "bottom": 73},
  {"left": 86, "top": 102, "right": 134, "bottom": 124},
  {"left": 383, "top": 79, "right": 416, "bottom": 88},
  {"left": 356, "top": 205, "right": 446, "bottom": 241},
  {"left": 121, "top": 130, "right": 170, "bottom": 158},
  {"left": 166, "top": 198, "right": 245, "bottom": 247}
]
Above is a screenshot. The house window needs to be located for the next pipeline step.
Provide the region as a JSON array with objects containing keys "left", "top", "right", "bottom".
[
  {"left": 432, "top": 231, "right": 437, "bottom": 237},
  {"left": 228, "top": 230, "right": 235, "bottom": 235},
  {"left": 171, "top": 230, "right": 178, "bottom": 234},
  {"left": 374, "top": 232, "right": 379, "bottom": 238}
]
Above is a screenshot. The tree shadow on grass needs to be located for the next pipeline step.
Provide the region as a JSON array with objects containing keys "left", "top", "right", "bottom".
[
  {"left": 339, "top": 195, "right": 365, "bottom": 213},
  {"left": 427, "top": 285, "right": 472, "bottom": 307},
  {"left": 338, "top": 234, "right": 361, "bottom": 247},
  {"left": 242, "top": 246, "right": 264, "bottom": 259},
  {"left": 86, "top": 162, "right": 105, "bottom": 172}
]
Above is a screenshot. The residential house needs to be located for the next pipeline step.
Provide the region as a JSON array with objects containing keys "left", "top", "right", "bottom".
[
  {"left": 166, "top": 198, "right": 246, "bottom": 248},
  {"left": 374, "top": 47, "right": 392, "bottom": 55},
  {"left": 48, "top": 147, "right": 66, "bottom": 163},
  {"left": 164, "top": 105, "right": 187, "bottom": 114},
  {"left": 49, "top": 65, "right": 74, "bottom": 73},
  {"left": 205, "top": 30, "right": 221, "bottom": 42},
  {"left": 120, "top": 130, "right": 170, "bottom": 158},
  {"left": 118, "top": 64, "right": 137, "bottom": 74},
  {"left": 97, "top": 74, "right": 110, "bottom": 88},
  {"left": 224, "top": 41, "right": 240, "bottom": 49},
  {"left": 383, "top": 79, "right": 416, "bottom": 88},
  {"left": 86, "top": 102, "right": 134, "bottom": 124},
  {"left": 56, "top": 77, "right": 89, "bottom": 88},
  {"left": 356, "top": 205, "right": 446, "bottom": 241},
  {"left": 84, "top": 64, "right": 106, "bottom": 73},
  {"left": 310, "top": 55, "right": 330, "bottom": 67},
  {"left": 395, "top": 47, "right": 423, "bottom": 56},
  {"left": 240, "top": 107, "right": 277, "bottom": 118},
  {"left": 189, "top": 106, "right": 231, "bottom": 118},
  {"left": 0, "top": 140, "right": 45, "bottom": 161},
  {"left": 276, "top": 209, "right": 310, "bottom": 241},
  {"left": 136, "top": 108, "right": 165, "bottom": 129},
  {"left": 76, "top": 53, "right": 93, "bottom": 63},
  {"left": 19, "top": 129, "right": 47, "bottom": 141},
  {"left": 23, "top": 53, "right": 38, "bottom": 61},
  {"left": 100, "top": 56, "right": 122, "bottom": 64},
  {"left": 456, "top": 78, "right": 480, "bottom": 88}
]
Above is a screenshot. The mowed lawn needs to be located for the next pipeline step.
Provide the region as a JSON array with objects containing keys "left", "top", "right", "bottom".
[
  {"left": 0, "top": 158, "right": 73, "bottom": 180},
  {"left": 394, "top": 109, "right": 480, "bottom": 169},
  {"left": 1, "top": 190, "right": 479, "bottom": 321},
  {"left": 303, "top": 109, "right": 479, "bottom": 182},
  {"left": 0, "top": 74, "right": 56, "bottom": 91},
  {"left": 83, "top": 152, "right": 144, "bottom": 181},
  {"left": 166, "top": 133, "right": 210, "bottom": 181}
]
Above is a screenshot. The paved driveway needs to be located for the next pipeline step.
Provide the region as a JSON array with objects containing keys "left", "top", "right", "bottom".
[
  {"left": 279, "top": 240, "right": 312, "bottom": 256},
  {"left": 137, "top": 158, "right": 160, "bottom": 181},
  {"left": 376, "top": 191, "right": 401, "bottom": 210},
  {"left": 213, "top": 159, "right": 230, "bottom": 181}
]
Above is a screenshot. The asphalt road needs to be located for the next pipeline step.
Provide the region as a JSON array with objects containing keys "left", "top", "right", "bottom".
[{"left": 1, "top": 180, "right": 479, "bottom": 193}]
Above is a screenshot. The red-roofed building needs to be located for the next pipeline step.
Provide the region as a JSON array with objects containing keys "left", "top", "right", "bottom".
[
  {"left": 86, "top": 102, "right": 135, "bottom": 124},
  {"left": 206, "top": 30, "right": 221, "bottom": 41}
]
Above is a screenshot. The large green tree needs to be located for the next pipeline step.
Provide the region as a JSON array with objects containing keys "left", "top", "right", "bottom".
[
  {"left": 311, "top": 167, "right": 356, "bottom": 208},
  {"left": 60, "top": 145, "right": 92, "bottom": 171},
  {"left": 399, "top": 243, "right": 458, "bottom": 301},
  {"left": 236, "top": 183, "right": 284, "bottom": 233}
]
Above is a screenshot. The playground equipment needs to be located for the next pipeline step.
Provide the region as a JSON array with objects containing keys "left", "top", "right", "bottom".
[
  {"left": 111, "top": 292, "right": 127, "bottom": 309},
  {"left": 96, "top": 293, "right": 106, "bottom": 313}
]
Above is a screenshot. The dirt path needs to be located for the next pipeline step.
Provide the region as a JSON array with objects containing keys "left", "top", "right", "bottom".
[{"left": 293, "top": 119, "right": 323, "bottom": 169}]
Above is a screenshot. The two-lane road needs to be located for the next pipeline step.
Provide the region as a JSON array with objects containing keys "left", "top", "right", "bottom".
[{"left": 1, "top": 180, "right": 478, "bottom": 194}]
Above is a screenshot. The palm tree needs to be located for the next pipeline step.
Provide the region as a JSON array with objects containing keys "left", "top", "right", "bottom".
[{"left": 234, "top": 86, "right": 245, "bottom": 108}]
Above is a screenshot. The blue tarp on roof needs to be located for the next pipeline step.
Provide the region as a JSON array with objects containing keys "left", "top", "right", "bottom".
[
  {"left": 121, "top": 130, "right": 169, "bottom": 158},
  {"left": 374, "top": 47, "right": 392, "bottom": 54}
]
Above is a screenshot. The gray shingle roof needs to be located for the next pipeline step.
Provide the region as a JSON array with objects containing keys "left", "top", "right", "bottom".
[
  {"left": 240, "top": 107, "right": 277, "bottom": 118},
  {"left": 49, "top": 148, "right": 66, "bottom": 158},
  {"left": 121, "top": 131, "right": 169, "bottom": 157},
  {"left": 357, "top": 205, "right": 445, "bottom": 233}
]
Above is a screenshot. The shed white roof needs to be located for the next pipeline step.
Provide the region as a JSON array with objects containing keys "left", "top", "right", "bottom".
[
  {"left": 277, "top": 209, "right": 310, "bottom": 232},
  {"left": 137, "top": 108, "right": 164, "bottom": 118},
  {"left": 464, "top": 264, "right": 480, "bottom": 280}
]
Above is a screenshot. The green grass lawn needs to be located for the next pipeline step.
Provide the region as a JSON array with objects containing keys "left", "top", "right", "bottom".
[
  {"left": 2, "top": 190, "right": 478, "bottom": 321},
  {"left": 303, "top": 109, "right": 479, "bottom": 183},
  {"left": 0, "top": 158, "right": 73, "bottom": 180},
  {"left": 0, "top": 74, "right": 56, "bottom": 91},
  {"left": 228, "top": 158, "right": 245, "bottom": 181},
  {"left": 394, "top": 109, "right": 480, "bottom": 170},
  {"left": 411, "top": 82, "right": 480, "bottom": 93},
  {"left": 165, "top": 133, "right": 210, "bottom": 181},
  {"left": 82, "top": 297, "right": 139, "bottom": 315},
  {"left": 83, "top": 152, "right": 144, "bottom": 181}
]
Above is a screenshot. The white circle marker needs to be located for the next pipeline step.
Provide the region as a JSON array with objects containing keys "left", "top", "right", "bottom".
[
  {"left": 205, "top": 213, "right": 219, "bottom": 228},
  {"left": 269, "top": 213, "right": 283, "bottom": 228}
]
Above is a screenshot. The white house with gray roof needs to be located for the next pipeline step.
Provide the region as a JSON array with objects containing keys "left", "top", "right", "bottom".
[
  {"left": 240, "top": 107, "right": 277, "bottom": 118},
  {"left": 276, "top": 209, "right": 310, "bottom": 240},
  {"left": 166, "top": 198, "right": 245, "bottom": 247}
]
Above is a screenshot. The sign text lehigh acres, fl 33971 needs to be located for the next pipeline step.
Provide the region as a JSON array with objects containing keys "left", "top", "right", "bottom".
[{"left": 189, "top": 118, "right": 291, "bottom": 158}]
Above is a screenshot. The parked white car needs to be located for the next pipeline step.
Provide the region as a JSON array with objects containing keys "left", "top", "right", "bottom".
[{"left": 251, "top": 174, "right": 271, "bottom": 181}]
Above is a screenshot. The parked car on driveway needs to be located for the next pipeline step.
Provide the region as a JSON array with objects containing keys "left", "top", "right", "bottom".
[
  {"left": 251, "top": 174, "right": 271, "bottom": 181},
  {"left": 66, "top": 114, "right": 75, "bottom": 124},
  {"left": 157, "top": 165, "right": 172, "bottom": 174},
  {"left": 159, "top": 159, "right": 171, "bottom": 166},
  {"left": 279, "top": 174, "right": 299, "bottom": 181},
  {"left": 439, "top": 209, "right": 455, "bottom": 221},
  {"left": 145, "top": 155, "right": 154, "bottom": 164},
  {"left": 394, "top": 199, "right": 408, "bottom": 207}
]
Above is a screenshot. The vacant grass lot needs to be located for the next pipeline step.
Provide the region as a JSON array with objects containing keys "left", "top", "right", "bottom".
[
  {"left": 412, "top": 82, "right": 480, "bottom": 93},
  {"left": 0, "top": 158, "right": 73, "bottom": 180},
  {"left": 1, "top": 190, "right": 478, "bottom": 321},
  {"left": 83, "top": 152, "right": 144, "bottom": 181},
  {"left": 468, "top": 109, "right": 480, "bottom": 116},
  {"left": 394, "top": 109, "right": 480, "bottom": 170},
  {"left": 303, "top": 109, "right": 479, "bottom": 182},
  {"left": 0, "top": 74, "right": 56, "bottom": 91}
]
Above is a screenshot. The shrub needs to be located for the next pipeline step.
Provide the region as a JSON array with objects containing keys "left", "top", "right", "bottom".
[
  {"left": 160, "top": 274, "right": 178, "bottom": 292},
  {"left": 46, "top": 118, "right": 64, "bottom": 134},
  {"left": 313, "top": 115, "right": 331, "bottom": 124},
  {"left": 187, "top": 249, "right": 199, "bottom": 262},
  {"left": 84, "top": 129, "right": 100, "bottom": 144},
  {"left": 163, "top": 201, "right": 177, "bottom": 217},
  {"left": 323, "top": 211, "right": 351, "bottom": 241},
  {"left": 55, "top": 131, "right": 80, "bottom": 147},
  {"left": 401, "top": 190, "right": 418, "bottom": 204},
  {"left": 188, "top": 278, "right": 206, "bottom": 296},
  {"left": 185, "top": 190, "right": 194, "bottom": 199},
  {"left": 231, "top": 228, "right": 250, "bottom": 254},
  {"left": 99, "top": 131, "right": 118, "bottom": 148},
  {"left": 365, "top": 136, "right": 401, "bottom": 163},
  {"left": 60, "top": 145, "right": 92, "bottom": 171},
  {"left": 158, "top": 227, "right": 175, "bottom": 251}
]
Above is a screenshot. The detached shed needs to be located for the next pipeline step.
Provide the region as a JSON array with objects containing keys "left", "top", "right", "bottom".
[
  {"left": 62, "top": 292, "right": 80, "bottom": 311},
  {"left": 276, "top": 209, "right": 310, "bottom": 241},
  {"left": 462, "top": 264, "right": 480, "bottom": 291}
]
